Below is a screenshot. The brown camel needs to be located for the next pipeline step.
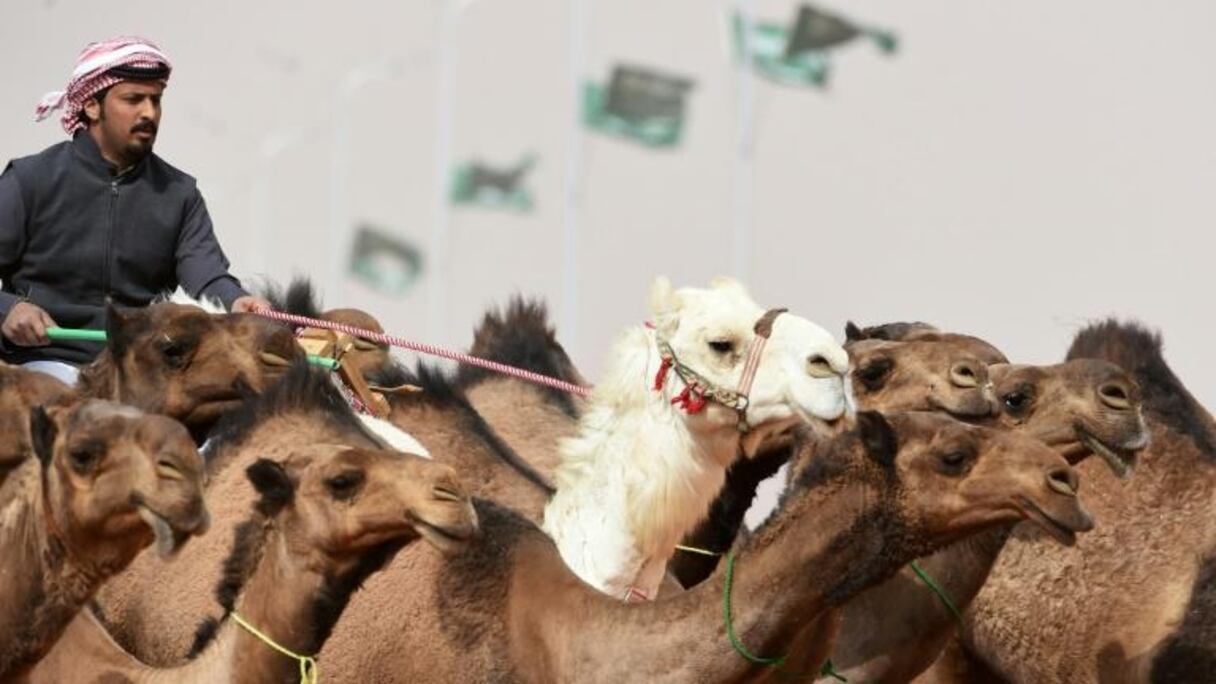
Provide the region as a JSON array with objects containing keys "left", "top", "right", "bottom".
[
  {"left": 826, "top": 357, "right": 1149, "bottom": 683},
  {"left": 77, "top": 301, "right": 302, "bottom": 442},
  {"left": 952, "top": 321, "right": 1216, "bottom": 682},
  {"left": 27, "top": 443, "right": 477, "bottom": 684},
  {"left": 316, "top": 410, "right": 1092, "bottom": 682},
  {"left": 845, "top": 320, "right": 1009, "bottom": 366},
  {"left": 670, "top": 329, "right": 1000, "bottom": 588},
  {"left": 371, "top": 360, "right": 555, "bottom": 521},
  {"left": 262, "top": 278, "right": 395, "bottom": 382},
  {"left": 0, "top": 400, "right": 208, "bottom": 680},
  {"left": 0, "top": 363, "right": 74, "bottom": 484},
  {"left": 91, "top": 359, "right": 552, "bottom": 666},
  {"left": 89, "top": 361, "right": 404, "bottom": 664},
  {"left": 456, "top": 297, "right": 588, "bottom": 482}
]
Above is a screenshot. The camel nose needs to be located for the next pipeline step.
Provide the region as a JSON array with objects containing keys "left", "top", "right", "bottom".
[
  {"left": 807, "top": 354, "right": 838, "bottom": 379},
  {"left": 1098, "top": 381, "right": 1133, "bottom": 410},
  {"left": 949, "top": 361, "right": 981, "bottom": 389},
  {"left": 1046, "top": 466, "right": 1080, "bottom": 497},
  {"left": 431, "top": 473, "right": 470, "bottom": 504}
]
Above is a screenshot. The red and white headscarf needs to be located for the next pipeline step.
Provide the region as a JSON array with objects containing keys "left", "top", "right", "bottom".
[{"left": 34, "top": 36, "right": 172, "bottom": 135}]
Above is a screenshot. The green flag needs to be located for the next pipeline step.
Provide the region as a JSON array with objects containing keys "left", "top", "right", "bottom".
[
  {"left": 734, "top": 4, "right": 896, "bottom": 88},
  {"left": 584, "top": 64, "right": 695, "bottom": 148},
  {"left": 347, "top": 224, "right": 424, "bottom": 296},
  {"left": 450, "top": 155, "right": 537, "bottom": 211}
]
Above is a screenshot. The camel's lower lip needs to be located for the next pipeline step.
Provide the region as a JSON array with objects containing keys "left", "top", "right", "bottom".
[
  {"left": 1077, "top": 428, "right": 1134, "bottom": 479},
  {"left": 1014, "top": 496, "right": 1079, "bottom": 547},
  {"left": 412, "top": 518, "right": 474, "bottom": 554}
]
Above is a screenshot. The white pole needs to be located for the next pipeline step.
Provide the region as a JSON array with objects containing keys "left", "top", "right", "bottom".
[
  {"left": 560, "top": 0, "right": 590, "bottom": 354},
  {"left": 429, "top": 1, "right": 458, "bottom": 348}
]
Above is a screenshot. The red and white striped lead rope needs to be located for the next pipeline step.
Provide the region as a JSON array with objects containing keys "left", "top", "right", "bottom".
[{"left": 253, "top": 308, "right": 594, "bottom": 398}]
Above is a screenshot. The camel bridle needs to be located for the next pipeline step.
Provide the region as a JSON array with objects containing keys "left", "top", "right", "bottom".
[{"left": 652, "top": 308, "right": 788, "bottom": 434}]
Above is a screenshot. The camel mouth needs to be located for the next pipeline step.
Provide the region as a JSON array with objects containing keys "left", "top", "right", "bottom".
[
  {"left": 136, "top": 504, "right": 209, "bottom": 559},
  {"left": 183, "top": 398, "right": 247, "bottom": 426},
  {"left": 1013, "top": 496, "right": 1087, "bottom": 547},
  {"left": 413, "top": 519, "right": 474, "bottom": 555},
  {"left": 931, "top": 394, "right": 997, "bottom": 419},
  {"left": 1075, "top": 426, "right": 1138, "bottom": 479}
]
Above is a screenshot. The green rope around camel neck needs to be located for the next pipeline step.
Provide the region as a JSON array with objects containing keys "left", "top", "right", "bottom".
[{"left": 722, "top": 551, "right": 847, "bottom": 681}]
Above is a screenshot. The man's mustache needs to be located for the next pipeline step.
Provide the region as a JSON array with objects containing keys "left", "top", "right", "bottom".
[{"left": 131, "top": 121, "right": 158, "bottom": 135}]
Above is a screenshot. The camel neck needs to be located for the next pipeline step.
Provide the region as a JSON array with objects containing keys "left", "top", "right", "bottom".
[
  {"left": 555, "top": 470, "right": 915, "bottom": 681},
  {"left": 0, "top": 465, "right": 104, "bottom": 678}
]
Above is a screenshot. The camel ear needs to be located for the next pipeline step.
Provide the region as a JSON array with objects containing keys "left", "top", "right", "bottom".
[
  {"left": 845, "top": 321, "right": 865, "bottom": 342},
  {"left": 856, "top": 411, "right": 898, "bottom": 469},
  {"left": 105, "top": 299, "right": 136, "bottom": 358},
  {"left": 30, "top": 406, "right": 57, "bottom": 467},
  {"left": 648, "top": 276, "right": 678, "bottom": 316},
  {"left": 709, "top": 276, "right": 750, "bottom": 300},
  {"left": 246, "top": 458, "right": 294, "bottom": 513}
]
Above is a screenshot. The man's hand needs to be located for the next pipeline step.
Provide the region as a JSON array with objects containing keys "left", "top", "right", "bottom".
[
  {"left": 230, "top": 295, "right": 272, "bottom": 314},
  {"left": 2, "top": 301, "right": 58, "bottom": 346}
]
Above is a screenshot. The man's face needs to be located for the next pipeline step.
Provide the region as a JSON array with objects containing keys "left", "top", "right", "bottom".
[{"left": 85, "top": 81, "right": 164, "bottom": 164}]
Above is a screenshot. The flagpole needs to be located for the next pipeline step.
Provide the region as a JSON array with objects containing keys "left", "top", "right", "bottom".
[{"left": 560, "top": 0, "right": 590, "bottom": 354}]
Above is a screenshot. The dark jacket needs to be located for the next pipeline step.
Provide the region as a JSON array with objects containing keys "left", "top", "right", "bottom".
[{"left": 0, "top": 131, "right": 248, "bottom": 365}]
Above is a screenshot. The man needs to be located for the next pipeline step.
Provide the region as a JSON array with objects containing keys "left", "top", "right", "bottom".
[{"left": 0, "top": 36, "right": 270, "bottom": 384}]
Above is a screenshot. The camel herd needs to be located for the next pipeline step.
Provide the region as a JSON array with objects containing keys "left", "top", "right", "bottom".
[{"left": 0, "top": 276, "right": 1210, "bottom": 683}]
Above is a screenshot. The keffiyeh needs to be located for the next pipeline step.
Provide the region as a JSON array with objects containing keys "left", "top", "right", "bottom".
[{"left": 34, "top": 36, "right": 172, "bottom": 135}]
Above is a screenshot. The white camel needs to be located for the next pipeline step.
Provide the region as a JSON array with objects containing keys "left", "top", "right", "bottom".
[{"left": 543, "top": 276, "right": 851, "bottom": 601}]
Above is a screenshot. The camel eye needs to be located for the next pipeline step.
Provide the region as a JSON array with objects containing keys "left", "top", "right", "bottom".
[
  {"left": 157, "top": 337, "right": 196, "bottom": 370},
  {"left": 937, "top": 450, "right": 973, "bottom": 475},
  {"left": 854, "top": 358, "right": 893, "bottom": 391},
  {"left": 68, "top": 444, "right": 102, "bottom": 472},
  {"left": 708, "top": 340, "right": 734, "bottom": 354},
  {"left": 325, "top": 471, "right": 365, "bottom": 501},
  {"left": 1002, "top": 392, "right": 1030, "bottom": 413}
]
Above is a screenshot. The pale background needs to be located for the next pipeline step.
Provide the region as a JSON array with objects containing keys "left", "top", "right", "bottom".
[{"left": 2, "top": 1, "right": 1213, "bottom": 522}]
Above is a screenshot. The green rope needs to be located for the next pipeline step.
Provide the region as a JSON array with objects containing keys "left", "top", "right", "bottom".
[
  {"left": 45, "top": 327, "right": 338, "bottom": 370},
  {"left": 723, "top": 552, "right": 848, "bottom": 681},
  {"left": 908, "top": 561, "right": 964, "bottom": 626}
]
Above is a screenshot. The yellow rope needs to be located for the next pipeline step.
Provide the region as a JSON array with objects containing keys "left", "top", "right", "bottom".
[
  {"left": 674, "top": 544, "right": 721, "bottom": 557},
  {"left": 231, "top": 612, "right": 319, "bottom": 684}
]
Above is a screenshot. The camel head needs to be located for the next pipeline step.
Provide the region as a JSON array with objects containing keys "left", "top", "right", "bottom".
[
  {"left": 987, "top": 360, "right": 1148, "bottom": 477},
  {"left": 648, "top": 276, "right": 850, "bottom": 453},
  {"left": 844, "top": 337, "right": 996, "bottom": 418},
  {"left": 245, "top": 446, "right": 478, "bottom": 566},
  {"left": 843, "top": 411, "right": 1094, "bottom": 548},
  {"left": 79, "top": 302, "right": 301, "bottom": 439},
  {"left": 0, "top": 364, "right": 73, "bottom": 476},
  {"left": 30, "top": 400, "right": 209, "bottom": 566},
  {"left": 320, "top": 308, "right": 395, "bottom": 381},
  {"left": 845, "top": 321, "right": 1008, "bottom": 365}
]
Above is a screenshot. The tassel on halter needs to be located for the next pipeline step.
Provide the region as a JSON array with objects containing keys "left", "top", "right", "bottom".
[
  {"left": 653, "top": 357, "right": 673, "bottom": 391},
  {"left": 671, "top": 384, "right": 709, "bottom": 414}
]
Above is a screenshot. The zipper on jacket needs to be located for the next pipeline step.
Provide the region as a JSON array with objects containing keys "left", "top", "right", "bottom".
[{"left": 104, "top": 179, "right": 118, "bottom": 296}]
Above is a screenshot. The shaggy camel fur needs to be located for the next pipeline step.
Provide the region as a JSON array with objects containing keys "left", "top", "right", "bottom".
[
  {"left": 544, "top": 276, "right": 850, "bottom": 600},
  {"left": 827, "top": 358, "right": 1148, "bottom": 683},
  {"left": 954, "top": 321, "right": 1216, "bottom": 682},
  {"left": 0, "top": 400, "right": 208, "bottom": 679},
  {"left": 322, "top": 411, "right": 1092, "bottom": 683},
  {"left": 28, "top": 444, "right": 477, "bottom": 684},
  {"left": 0, "top": 363, "right": 73, "bottom": 484},
  {"left": 457, "top": 297, "right": 588, "bottom": 482},
  {"left": 77, "top": 301, "right": 302, "bottom": 442},
  {"left": 671, "top": 331, "right": 1000, "bottom": 588}
]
